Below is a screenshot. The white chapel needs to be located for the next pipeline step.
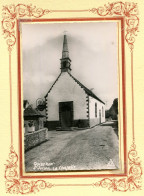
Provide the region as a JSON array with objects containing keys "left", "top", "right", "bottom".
[{"left": 45, "top": 34, "right": 105, "bottom": 130}]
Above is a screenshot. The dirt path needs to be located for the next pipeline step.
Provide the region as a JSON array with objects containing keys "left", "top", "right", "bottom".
[{"left": 25, "top": 126, "right": 119, "bottom": 172}]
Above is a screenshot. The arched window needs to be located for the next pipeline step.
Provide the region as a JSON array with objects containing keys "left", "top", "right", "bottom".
[{"left": 95, "top": 103, "right": 97, "bottom": 117}]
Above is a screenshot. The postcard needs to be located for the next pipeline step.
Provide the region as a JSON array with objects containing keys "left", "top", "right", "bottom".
[{"left": 0, "top": 0, "right": 143, "bottom": 195}]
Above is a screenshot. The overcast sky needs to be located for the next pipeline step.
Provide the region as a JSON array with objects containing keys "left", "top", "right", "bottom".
[{"left": 22, "top": 22, "right": 118, "bottom": 109}]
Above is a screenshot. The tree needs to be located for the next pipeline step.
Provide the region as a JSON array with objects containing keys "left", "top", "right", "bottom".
[{"left": 106, "top": 98, "right": 118, "bottom": 120}]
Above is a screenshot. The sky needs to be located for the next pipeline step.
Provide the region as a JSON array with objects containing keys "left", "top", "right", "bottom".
[{"left": 22, "top": 21, "right": 118, "bottom": 109}]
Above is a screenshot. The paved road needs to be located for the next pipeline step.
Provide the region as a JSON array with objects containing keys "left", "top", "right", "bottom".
[{"left": 25, "top": 125, "right": 119, "bottom": 172}]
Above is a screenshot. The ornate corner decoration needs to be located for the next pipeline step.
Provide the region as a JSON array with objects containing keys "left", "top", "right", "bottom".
[
  {"left": 2, "top": 1, "right": 142, "bottom": 194},
  {"left": 2, "top": 4, "right": 51, "bottom": 51},
  {"left": 93, "top": 143, "right": 142, "bottom": 191},
  {"left": 5, "top": 146, "right": 54, "bottom": 194},
  {"left": 89, "top": 2, "right": 139, "bottom": 51},
  {"left": 2, "top": 2, "right": 139, "bottom": 52}
]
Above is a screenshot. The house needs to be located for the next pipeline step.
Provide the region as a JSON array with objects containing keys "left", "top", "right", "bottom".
[
  {"left": 45, "top": 34, "right": 105, "bottom": 130},
  {"left": 24, "top": 105, "right": 45, "bottom": 134}
]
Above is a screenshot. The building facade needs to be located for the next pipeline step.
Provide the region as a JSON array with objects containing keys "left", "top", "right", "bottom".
[{"left": 45, "top": 34, "right": 105, "bottom": 130}]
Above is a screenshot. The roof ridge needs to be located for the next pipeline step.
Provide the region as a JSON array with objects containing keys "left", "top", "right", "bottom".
[
  {"left": 24, "top": 106, "right": 44, "bottom": 117},
  {"left": 68, "top": 72, "right": 105, "bottom": 104},
  {"left": 45, "top": 73, "right": 62, "bottom": 98}
]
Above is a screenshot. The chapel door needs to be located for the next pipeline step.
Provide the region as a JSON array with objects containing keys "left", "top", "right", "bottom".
[
  {"left": 99, "top": 110, "right": 101, "bottom": 124},
  {"left": 59, "top": 101, "right": 73, "bottom": 128}
]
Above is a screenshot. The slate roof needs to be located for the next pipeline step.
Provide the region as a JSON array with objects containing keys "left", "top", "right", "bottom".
[
  {"left": 45, "top": 73, "right": 62, "bottom": 97},
  {"left": 68, "top": 72, "right": 105, "bottom": 104},
  {"left": 45, "top": 72, "right": 105, "bottom": 105},
  {"left": 24, "top": 106, "right": 45, "bottom": 117}
]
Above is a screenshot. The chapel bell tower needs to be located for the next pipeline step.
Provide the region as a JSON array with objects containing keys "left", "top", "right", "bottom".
[{"left": 60, "top": 34, "right": 71, "bottom": 72}]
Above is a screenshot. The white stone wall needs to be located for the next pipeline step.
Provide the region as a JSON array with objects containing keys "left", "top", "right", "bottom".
[
  {"left": 89, "top": 96, "right": 105, "bottom": 127},
  {"left": 46, "top": 72, "right": 88, "bottom": 121}
]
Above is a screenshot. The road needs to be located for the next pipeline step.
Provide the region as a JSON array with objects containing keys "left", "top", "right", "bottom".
[{"left": 25, "top": 125, "right": 119, "bottom": 172}]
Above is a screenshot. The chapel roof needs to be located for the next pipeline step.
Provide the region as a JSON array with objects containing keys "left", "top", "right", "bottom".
[
  {"left": 68, "top": 72, "right": 105, "bottom": 104},
  {"left": 45, "top": 72, "right": 105, "bottom": 104}
]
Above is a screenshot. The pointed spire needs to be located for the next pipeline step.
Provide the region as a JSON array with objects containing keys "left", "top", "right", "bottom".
[
  {"left": 60, "top": 33, "right": 71, "bottom": 73},
  {"left": 62, "top": 34, "right": 69, "bottom": 58}
]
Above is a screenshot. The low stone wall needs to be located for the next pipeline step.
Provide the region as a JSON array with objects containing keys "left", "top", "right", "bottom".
[{"left": 24, "top": 128, "right": 48, "bottom": 151}]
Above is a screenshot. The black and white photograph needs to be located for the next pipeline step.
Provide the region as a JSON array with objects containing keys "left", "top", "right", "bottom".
[{"left": 22, "top": 21, "right": 119, "bottom": 172}]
